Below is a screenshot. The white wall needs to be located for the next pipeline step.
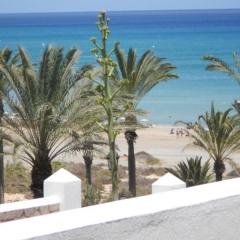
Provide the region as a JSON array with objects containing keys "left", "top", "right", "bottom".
[
  {"left": 152, "top": 172, "right": 186, "bottom": 193},
  {"left": 0, "top": 196, "right": 60, "bottom": 223},
  {"left": 44, "top": 168, "right": 81, "bottom": 211},
  {"left": 1, "top": 177, "right": 240, "bottom": 240}
]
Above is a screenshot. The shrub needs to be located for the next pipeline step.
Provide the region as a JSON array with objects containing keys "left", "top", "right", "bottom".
[
  {"left": 5, "top": 162, "right": 30, "bottom": 193},
  {"left": 166, "top": 156, "right": 212, "bottom": 187},
  {"left": 82, "top": 184, "right": 101, "bottom": 207},
  {"left": 51, "top": 161, "right": 67, "bottom": 172}
]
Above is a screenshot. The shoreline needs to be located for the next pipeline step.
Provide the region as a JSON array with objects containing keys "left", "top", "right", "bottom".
[
  {"left": 6, "top": 124, "right": 239, "bottom": 174},
  {"left": 56, "top": 124, "right": 240, "bottom": 174},
  {"left": 116, "top": 125, "right": 202, "bottom": 168}
]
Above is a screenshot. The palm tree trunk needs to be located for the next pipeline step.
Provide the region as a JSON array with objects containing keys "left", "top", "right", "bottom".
[
  {"left": 83, "top": 156, "right": 92, "bottom": 186},
  {"left": 126, "top": 131, "right": 136, "bottom": 197},
  {"left": 31, "top": 154, "right": 52, "bottom": 198},
  {"left": 125, "top": 129, "right": 138, "bottom": 197},
  {"left": 214, "top": 160, "right": 225, "bottom": 181},
  {"left": 216, "top": 173, "right": 222, "bottom": 181},
  {"left": 0, "top": 98, "right": 4, "bottom": 203},
  {"left": 83, "top": 155, "right": 94, "bottom": 206}
]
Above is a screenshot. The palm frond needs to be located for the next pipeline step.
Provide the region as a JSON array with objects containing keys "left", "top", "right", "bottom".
[
  {"left": 114, "top": 43, "right": 178, "bottom": 125},
  {"left": 203, "top": 54, "right": 240, "bottom": 84},
  {"left": 0, "top": 45, "right": 98, "bottom": 166}
]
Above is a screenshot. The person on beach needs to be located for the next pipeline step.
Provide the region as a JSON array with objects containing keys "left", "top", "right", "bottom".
[{"left": 176, "top": 129, "right": 179, "bottom": 137}]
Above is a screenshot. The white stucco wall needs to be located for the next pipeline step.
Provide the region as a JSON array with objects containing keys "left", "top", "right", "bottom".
[
  {"left": 36, "top": 196, "right": 240, "bottom": 240},
  {"left": 44, "top": 168, "right": 82, "bottom": 211},
  {"left": 152, "top": 172, "right": 186, "bottom": 193},
  {"left": 0, "top": 196, "right": 59, "bottom": 213},
  {"left": 0, "top": 196, "right": 60, "bottom": 222},
  {"left": 1, "top": 177, "right": 240, "bottom": 240}
]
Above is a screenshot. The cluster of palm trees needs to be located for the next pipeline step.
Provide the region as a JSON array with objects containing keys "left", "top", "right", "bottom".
[
  {"left": 191, "top": 53, "right": 240, "bottom": 182},
  {"left": 190, "top": 105, "right": 240, "bottom": 181},
  {"left": 0, "top": 12, "right": 177, "bottom": 203},
  {"left": 167, "top": 53, "right": 240, "bottom": 186}
]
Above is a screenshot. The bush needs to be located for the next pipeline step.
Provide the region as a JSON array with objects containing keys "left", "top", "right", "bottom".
[
  {"left": 5, "top": 162, "right": 30, "bottom": 193},
  {"left": 166, "top": 156, "right": 212, "bottom": 187},
  {"left": 82, "top": 184, "right": 101, "bottom": 207},
  {"left": 119, "top": 188, "right": 132, "bottom": 199},
  {"left": 51, "top": 161, "right": 67, "bottom": 172},
  {"left": 138, "top": 167, "right": 166, "bottom": 176}
]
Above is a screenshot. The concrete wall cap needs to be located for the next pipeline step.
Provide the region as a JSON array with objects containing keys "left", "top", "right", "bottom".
[
  {"left": 0, "top": 196, "right": 59, "bottom": 213},
  {"left": 152, "top": 173, "right": 185, "bottom": 186},
  {"left": 44, "top": 168, "right": 80, "bottom": 183}
]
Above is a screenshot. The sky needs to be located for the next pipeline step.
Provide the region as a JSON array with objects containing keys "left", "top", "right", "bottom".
[{"left": 1, "top": 0, "right": 240, "bottom": 13}]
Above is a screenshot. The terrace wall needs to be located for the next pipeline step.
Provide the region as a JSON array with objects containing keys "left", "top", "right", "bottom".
[
  {"left": 0, "top": 197, "right": 60, "bottom": 223},
  {"left": 1, "top": 177, "right": 240, "bottom": 240},
  {"left": 0, "top": 168, "right": 81, "bottom": 223}
]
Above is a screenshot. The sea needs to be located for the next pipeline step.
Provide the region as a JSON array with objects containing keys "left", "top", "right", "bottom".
[{"left": 0, "top": 9, "right": 240, "bottom": 124}]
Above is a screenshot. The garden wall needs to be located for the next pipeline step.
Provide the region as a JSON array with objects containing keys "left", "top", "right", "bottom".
[
  {"left": 0, "top": 197, "right": 60, "bottom": 223},
  {"left": 1, "top": 177, "right": 240, "bottom": 240}
]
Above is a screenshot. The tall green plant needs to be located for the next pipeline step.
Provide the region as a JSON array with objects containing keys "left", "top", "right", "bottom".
[
  {"left": 166, "top": 156, "right": 212, "bottom": 187},
  {"left": 190, "top": 105, "right": 240, "bottom": 181},
  {"left": 90, "top": 12, "right": 128, "bottom": 200},
  {"left": 0, "top": 46, "right": 92, "bottom": 197},
  {"left": 114, "top": 44, "right": 178, "bottom": 196}
]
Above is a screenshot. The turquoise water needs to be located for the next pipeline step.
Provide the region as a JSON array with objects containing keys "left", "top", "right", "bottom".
[{"left": 0, "top": 10, "right": 240, "bottom": 124}]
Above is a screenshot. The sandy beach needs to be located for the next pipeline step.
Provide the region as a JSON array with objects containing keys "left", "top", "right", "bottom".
[
  {"left": 57, "top": 125, "right": 240, "bottom": 172},
  {"left": 116, "top": 125, "right": 201, "bottom": 168}
]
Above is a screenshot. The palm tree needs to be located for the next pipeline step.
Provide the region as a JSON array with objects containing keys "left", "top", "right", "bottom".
[
  {"left": 72, "top": 125, "right": 105, "bottom": 187},
  {"left": 114, "top": 43, "right": 178, "bottom": 196},
  {"left": 0, "top": 46, "right": 93, "bottom": 198},
  {"left": 0, "top": 48, "right": 17, "bottom": 203},
  {"left": 203, "top": 53, "right": 240, "bottom": 83},
  {"left": 204, "top": 53, "right": 240, "bottom": 113},
  {"left": 166, "top": 156, "right": 212, "bottom": 187},
  {"left": 190, "top": 105, "right": 240, "bottom": 181},
  {"left": 72, "top": 129, "right": 106, "bottom": 205}
]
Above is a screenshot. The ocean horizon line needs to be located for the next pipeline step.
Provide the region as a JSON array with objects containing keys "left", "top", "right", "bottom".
[{"left": 1, "top": 8, "right": 240, "bottom": 15}]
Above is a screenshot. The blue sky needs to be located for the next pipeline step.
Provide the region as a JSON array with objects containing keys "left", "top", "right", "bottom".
[{"left": 1, "top": 0, "right": 240, "bottom": 13}]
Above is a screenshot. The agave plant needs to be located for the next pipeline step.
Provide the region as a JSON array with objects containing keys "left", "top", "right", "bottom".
[
  {"left": 90, "top": 12, "right": 130, "bottom": 200},
  {"left": 114, "top": 43, "right": 178, "bottom": 196},
  {"left": 166, "top": 156, "right": 212, "bottom": 187},
  {"left": 0, "top": 46, "right": 94, "bottom": 198}
]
